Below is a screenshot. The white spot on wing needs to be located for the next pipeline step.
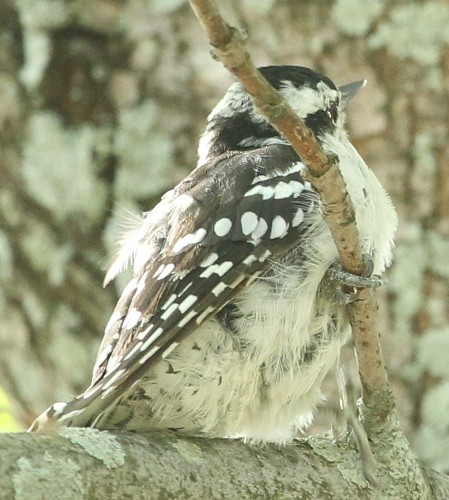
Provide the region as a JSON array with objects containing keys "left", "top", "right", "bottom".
[
  {"left": 228, "top": 274, "right": 246, "bottom": 289},
  {"left": 212, "top": 282, "right": 228, "bottom": 296},
  {"left": 282, "top": 162, "right": 303, "bottom": 176},
  {"left": 260, "top": 186, "right": 275, "bottom": 200},
  {"left": 175, "top": 193, "right": 195, "bottom": 210},
  {"left": 214, "top": 218, "right": 232, "bottom": 237},
  {"left": 135, "top": 271, "right": 150, "bottom": 296},
  {"left": 119, "top": 277, "right": 138, "bottom": 297},
  {"left": 273, "top": 181, "right": 293, "bottom": 199},
  {"left": 161, "top": 294, "right": 178, "bottom": 310},
  {"left": 244, "top": 185, "right": 274, "bottom": 200},
  {"left": 178, "top": 310, "right": 197, "bottom": 327},
  {"left": 82, "top": 389, "right": 100, "bottom": 406},
  {"left": 177, "top": 282, "right": 193, "bottom": 297},
  {"left": 162, "top": 342, "right": 179, "bottom": 359},
  {"left": 59, "top": 409, "right": 84, "bottom": 421},
  {"left": 252, "top": 217, "right": 268, "bottom": 239},
  {"left": 252, "top": 174, "right": 268, "bottom": 184},
  {"left": 100, "top": 387, "right": 115, "bottom": 399},
  {"left": 94, "top": 344, "right": 112, "bottom": 371},
  {"left": 200, "top": 265, "right": 217, "bottom": 279},
  {"left": 260, "top": 249, "right": 271, "bottom": 261},
  {"left": 172, "top": 228, "right": 207, "bottom": 254},
  {"left": 52, "top": 402, "right": 68, "bottom": 412},
  {"left": 157, "top": 263, "right": 175, "bottom": 280},
  {"left": 160, "top": 302, "right": 179, "bottom": 320},
  {"left": 138, "top": 345, "right": 160, "bottom": 365},
  {"left": 153, "top": 264, "right": 165, "bottom": 278},
  {"left": 200, "top": 261, "right": 233, "bottom": 278},
  {"left": 178, "top": 294, "right": 198, "bottom": 314},
  {"left": 270, "top": 216, "right": 288, "bottom": 239},
  {"left": 215, "top": 261, "right": 233, "bottom": 276},
  {"left": 105, "top": 310, "right": 123, "bottom": 333},
  {"left": 292, "top": 208, "right": 304, "bottom": 227},
  {"left": 243, "top": 254, "right": 258, "bottom": 266},
  {"left": 289, "top": 180, "right": 304, "bottom": 196},
  {"left": 196, "top": 305, "right": 216, "bottom": 323},
  {"left": 101, "top": 369, "right": 126, "bottom": 391},
  {"left": 141, "top": 327, "right": 164, "bottom": 350},
  {"left": 241, "top": 211, "right": 259, "bottom": 235},
  {"left": 200, "top": 252, "right": 219, "bottom": 267},
  {"left": 122, "top": 308, "right": 142, "bottom": 329},
  {"left": 137, "top": 324, "right": 153, "bottom": 340},
  {"left": 124, "top": 341, "right": 144, "bottom": 360}
]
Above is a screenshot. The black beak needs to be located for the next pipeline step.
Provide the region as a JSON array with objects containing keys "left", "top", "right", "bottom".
[{"left": 339, "top": 80, "right": 367, "bottom": 108}]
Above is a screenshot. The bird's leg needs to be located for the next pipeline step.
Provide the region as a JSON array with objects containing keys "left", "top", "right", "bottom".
[{"left": 324, "top": 254, "right": 384, "bottom": 305}]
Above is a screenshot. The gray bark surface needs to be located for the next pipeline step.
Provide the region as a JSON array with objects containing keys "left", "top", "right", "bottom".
[{"left": 1, "top": 425, "right": 448, "bottom": 500}]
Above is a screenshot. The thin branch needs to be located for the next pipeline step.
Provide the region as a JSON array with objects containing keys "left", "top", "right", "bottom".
[{"left": 188, "top": 0, "right": 392, "bottom": 413}]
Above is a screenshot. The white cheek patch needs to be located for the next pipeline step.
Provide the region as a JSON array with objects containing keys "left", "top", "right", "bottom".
[{"left": 280, "top": 81, "right": 339, "bottom": 120}]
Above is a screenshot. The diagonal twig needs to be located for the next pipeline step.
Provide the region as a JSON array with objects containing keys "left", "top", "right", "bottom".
[{"left": 188, "top": 0, "right": 394, "bottom": 419}]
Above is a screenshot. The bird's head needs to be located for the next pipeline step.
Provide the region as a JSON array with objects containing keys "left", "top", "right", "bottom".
[{"left": 198, "top": 65, "right": 365, "bottom": 163}]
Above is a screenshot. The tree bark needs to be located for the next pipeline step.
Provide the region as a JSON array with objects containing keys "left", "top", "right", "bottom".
[{"left": 1, "top": 424, "right": 448, "bottom": 500}]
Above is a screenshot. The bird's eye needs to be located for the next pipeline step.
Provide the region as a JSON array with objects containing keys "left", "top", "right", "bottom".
[{"left": 327, "top": 103, "right": 338, "bottom": 123}]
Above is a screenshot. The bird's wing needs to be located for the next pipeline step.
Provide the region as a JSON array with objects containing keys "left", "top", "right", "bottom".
[{"left": 30, "top": 144, "right": 318, "bottom": 429}]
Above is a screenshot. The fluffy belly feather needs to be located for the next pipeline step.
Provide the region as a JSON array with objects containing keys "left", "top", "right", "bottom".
[{"left": 97, "top": 265, "right": 349, "bottom": 443}]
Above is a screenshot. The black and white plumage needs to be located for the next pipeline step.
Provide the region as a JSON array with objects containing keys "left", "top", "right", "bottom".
[{"left": 30, "top": 66, "right": 397, "bottom": 442}]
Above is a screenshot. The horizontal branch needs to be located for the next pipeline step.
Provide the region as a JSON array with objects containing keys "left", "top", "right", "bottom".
[{"left": 1, "top": 429, "right": 445, "bottom": 499}]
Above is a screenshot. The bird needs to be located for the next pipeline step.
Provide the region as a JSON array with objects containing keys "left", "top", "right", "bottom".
[{"left": 30, "top": 65, "right": 397, "bottom": 443}]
